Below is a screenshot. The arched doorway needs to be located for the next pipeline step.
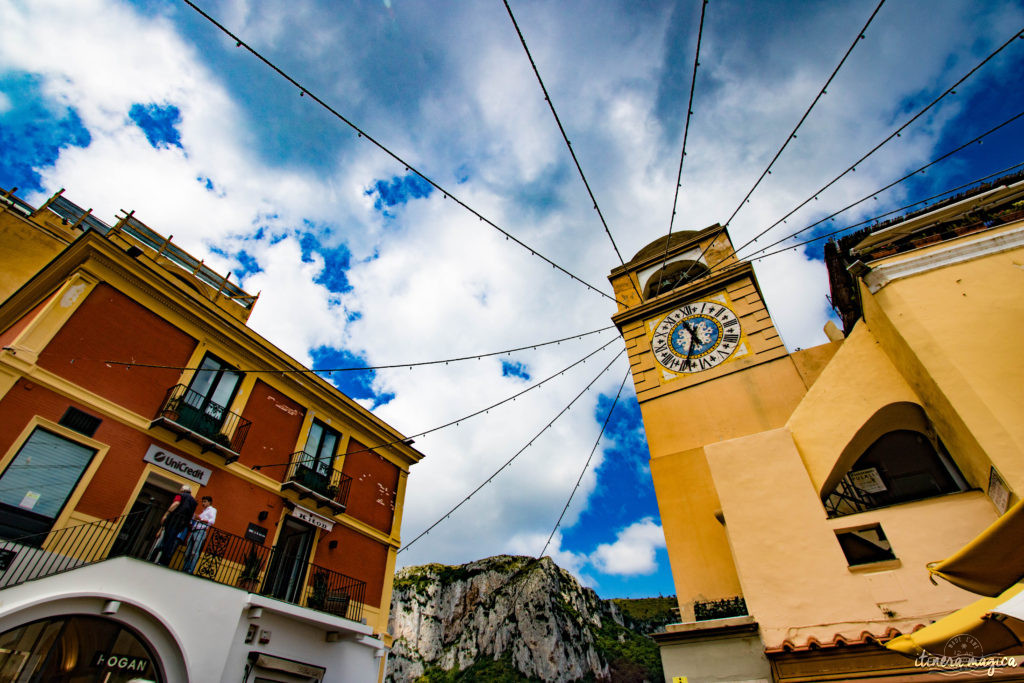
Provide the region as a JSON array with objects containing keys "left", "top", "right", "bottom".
[{"left": 0, "top": 614, "right": 163, "bottom": 682}]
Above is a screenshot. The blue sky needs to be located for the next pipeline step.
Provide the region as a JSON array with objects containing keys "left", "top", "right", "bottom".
[{"left": 1, "top": 0, "right": 1022, "bottom": 599}]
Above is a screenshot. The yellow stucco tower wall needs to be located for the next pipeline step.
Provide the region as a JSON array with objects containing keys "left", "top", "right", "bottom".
[{"left": 610, "top": 227, "right": 819, "bottom": 618}]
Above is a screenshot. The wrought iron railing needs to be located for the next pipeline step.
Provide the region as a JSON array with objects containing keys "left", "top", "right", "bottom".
[
  {"left": 0, "top": 508, "right": 366, "bottom": 622},
  {"left": 156, "top": 384, "right": 252, "bottom": 454},
  {"left": 694, "top": 596, "right": 747, "bottom": 621},
  {"left": 284, "top": 451, "right": 353, "bottom": 510},
  {"left": 823, "top": 476, "right": 880, "bottom": 518},
  {"left": 0, "top": 508, "right": 150, "bottom": 588}
]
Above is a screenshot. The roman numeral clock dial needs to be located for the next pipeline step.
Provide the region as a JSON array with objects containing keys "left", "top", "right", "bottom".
[{"left": 651, "top": 301, "right": 742, "bottom": 374}]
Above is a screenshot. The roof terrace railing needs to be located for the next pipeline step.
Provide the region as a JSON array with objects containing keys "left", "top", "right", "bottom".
[
  {"left": 44, "top": 193, "right": 256, "bottom": 309},
  {"left": 0, "top": 188, "right": 36, "bottom": 218},
  {"left": 48, "top": 194, "right": 117, "bottom": 235}
]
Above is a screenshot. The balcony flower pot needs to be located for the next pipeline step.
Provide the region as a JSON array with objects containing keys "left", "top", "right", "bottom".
[
  {"left": 237, "top": 550, "right": 263, "bottom": 592},
  {"left": 307, "top": 570, "right": 330, "bottom": 611}
]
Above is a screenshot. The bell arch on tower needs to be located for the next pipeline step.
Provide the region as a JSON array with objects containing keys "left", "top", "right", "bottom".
[{"left": 642, "top": 259, "right": 710, "bottom": 299}]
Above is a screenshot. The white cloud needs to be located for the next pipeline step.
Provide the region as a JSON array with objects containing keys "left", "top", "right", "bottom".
[
  {"left": 589, "top": 518, "right": 667, "bottom": 576},
  {"left": 589, "top": 518, "right": 667, "bottom": 577}
]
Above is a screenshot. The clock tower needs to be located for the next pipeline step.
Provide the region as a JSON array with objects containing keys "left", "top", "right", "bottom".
[{"left": 609, "top": 224, "right": 812, "bottom": 617}]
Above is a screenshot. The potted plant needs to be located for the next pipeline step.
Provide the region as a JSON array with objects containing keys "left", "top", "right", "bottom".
[
  {"left": 308, "top": 570, "right": 329, "bottom": 611},
  {"left": 237, "top": 549, "right": 263, "bottom": 591}
]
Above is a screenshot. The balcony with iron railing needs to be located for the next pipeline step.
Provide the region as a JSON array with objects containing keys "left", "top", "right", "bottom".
[
  {"left": 694, "top": 596, "right": 748, "bottom": 621},
  {"left": 152, "top": 384, "right": 252, "bottom": 463},
  {"left": 280, "top": 452, "right": 352, "bottom": 515},
  {"left": 0, "top": 506, "right": 366, "bottom": 623}
]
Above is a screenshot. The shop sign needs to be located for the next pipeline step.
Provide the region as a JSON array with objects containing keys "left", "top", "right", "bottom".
[
  {"left": 989, "top": 467, "right": 1010, "bottom": 515},
  {"left": 91, "top": 651, "right": 149, "bottom": 674},
  {"left": 251, "top": 653, "right": 326, "bottom": 678},
  {"left": 290, "top": 505, "right": 334, "bottom": 532},
  {"left": 245, "top": 523, "right": 268, "bottom": 545},
  {"left": 143, "top": 444, "right": 211, "bottom": 485},
  {"left": 849, "top": 467, "right": 886, "bottom": 494}
]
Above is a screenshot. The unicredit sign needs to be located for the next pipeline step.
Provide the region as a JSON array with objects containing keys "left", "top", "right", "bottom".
[{"left": 143, "top": 444, "right": 212, "bottom": 485}]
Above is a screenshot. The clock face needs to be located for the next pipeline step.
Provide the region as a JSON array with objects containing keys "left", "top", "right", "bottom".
[{"left": 651, "top": 301, "right": 741, "bottom": 373}]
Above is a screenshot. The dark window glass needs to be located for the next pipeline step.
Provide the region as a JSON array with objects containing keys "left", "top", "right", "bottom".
[
  {"left": 292, "top": 420, "right": 340, "bottom": 497},
  {"left": 177, "top": 353, "right": 242, "bottom": 437},
  {"left": 303, "top": 420, "right": 339, "bottom": 477},
  {"left": 836, "top": 525, "right": 897, "bottom": 566},
  {"left": 0, "top": 615, "right": 163, "bottom": 682}
]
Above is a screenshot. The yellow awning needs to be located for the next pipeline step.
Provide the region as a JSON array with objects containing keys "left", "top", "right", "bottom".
[
  {"left": 927, "top": 498, "right": 1024, "bottom": 597},
  {"left": 886, "top": 583, "right": 1024, "bottom": 657}
]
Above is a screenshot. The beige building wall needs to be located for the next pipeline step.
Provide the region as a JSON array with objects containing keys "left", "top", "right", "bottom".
[{"left": 706, "top": 426, "right": 996, "bottom": 649}]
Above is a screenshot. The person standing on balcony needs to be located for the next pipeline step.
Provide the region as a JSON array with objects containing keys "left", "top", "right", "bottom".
[
  {"left": 183, "top": 495, "right": 217, "bottom": 574},
  {"left": 158, "top": 484, "right": 197, "bottom": 566}
]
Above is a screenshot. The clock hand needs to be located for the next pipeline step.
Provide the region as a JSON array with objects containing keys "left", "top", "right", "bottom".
[{"left": 679, "top": 320, "right": 699, "bottom": 367}]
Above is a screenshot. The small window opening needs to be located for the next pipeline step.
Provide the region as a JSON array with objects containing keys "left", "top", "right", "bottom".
[
  {"left": 59, "top": 407, "right": 102, "bottom": 438},
  {"left": 836, "top": 524, "right": 896, "bottom": 566}
]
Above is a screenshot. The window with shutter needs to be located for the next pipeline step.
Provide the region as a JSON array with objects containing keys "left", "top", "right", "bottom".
[{"left": 0, "top": 428, "right": 96, "bottom": 542}]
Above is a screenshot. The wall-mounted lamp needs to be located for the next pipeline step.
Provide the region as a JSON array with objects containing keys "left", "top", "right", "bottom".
[
  {"left": 328, "top": 540, "right": 338, "bottom": 550},
  {"left": 102, "top": 600, "right": 120, "bottom": 615},
  {"left": 257, "top": 510, "right": 268, "bottom": 522}
]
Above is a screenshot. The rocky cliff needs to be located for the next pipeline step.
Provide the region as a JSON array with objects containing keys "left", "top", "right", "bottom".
[{"left": 386, "top": 555, "right": 663, "bottom": 682}]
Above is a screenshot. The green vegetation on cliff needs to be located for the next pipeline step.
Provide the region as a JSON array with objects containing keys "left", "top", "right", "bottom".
[
  {"left": 416, "top": 655, "right": 542, "bottom": 683},
  {"left": 610, "top": 596, "right": 678, "bottom": 634}
]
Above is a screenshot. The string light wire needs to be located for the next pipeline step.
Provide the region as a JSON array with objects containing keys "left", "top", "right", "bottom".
[
  {"left": 729, "top": 25, "right": 1024, "bottom": 261},
  {"left": 738, "top": 161, "right": 1024, "bottom": 264},
  {"left": 696, "top": 107, "right": 1024, "bottom": 272},
  {"left": 691, "top": 161, "right": 1024, "bottom": 280},
  {"left": 497, "top": 370, "right": 630, "bottom": 618},
  {"left": 100, "top": 325, "right": 618, "bottom": 374},
  {"left": 662, "top": 0, "right": 709, "bottom": 266},
  {"left": 180, "top": 0, "right": 625, "bottom": 306},
  {"left": 252, "top": 337, "right": 624, "bottom": 470},
  {"left": 502, "top": 0, "right": 638, "bottom": 298},
  {"left": 444, "top": 369, "right": 631, "bottom": 616},
  {"left": 538, "top": 369, "right": 629, "bottom": 560},
  {"left": 397, "top": 347, "right": 626, "bottom": 554},
  {"left": 679, "top": 0, "right": 886, "bottom": 282}
]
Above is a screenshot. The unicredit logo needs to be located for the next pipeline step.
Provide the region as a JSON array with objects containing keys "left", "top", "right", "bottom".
[{"left": 144, "top": 446, "right": 211, "bottom": 484}]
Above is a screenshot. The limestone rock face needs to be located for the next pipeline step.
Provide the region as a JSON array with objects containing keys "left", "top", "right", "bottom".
[{"left": 386, "top": 555, "right": 643, "bottom": 682}]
